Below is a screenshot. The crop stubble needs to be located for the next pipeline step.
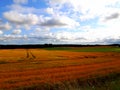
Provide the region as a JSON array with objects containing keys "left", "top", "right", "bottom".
[{"left": 0, "top": 48, "right": 120, "bottom": 89}]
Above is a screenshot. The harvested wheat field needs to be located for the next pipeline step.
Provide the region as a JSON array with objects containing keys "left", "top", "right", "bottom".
[{"left": 0, "top": 46, "right": 120, "bottom": 90}]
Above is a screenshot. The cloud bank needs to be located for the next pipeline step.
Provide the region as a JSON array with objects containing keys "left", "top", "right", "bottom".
[{"left": 0, "top": 0, "right": 120, "bottom": 44}]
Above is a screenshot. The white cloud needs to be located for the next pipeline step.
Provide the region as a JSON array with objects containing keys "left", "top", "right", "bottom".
[
  {"left": 0, "top": 31, "right": 3, "bottom": 35},
  {"left": 35, "top": 28, "right": 41, "bottom": 32},
  {"left": 49, "top": 0, "right": 120, "bottom": 21},
  {"left": 47, "top": 0, "right": 120, "bottom": 44},
  {"left": 0, "top": 0, "right": 120, "bottom": 44},
  {"left": 40, "top": 18, "right": 67, "bottom": 27},
  {"left": 13, "top": 0, "right": 28, "bottom": 4},
  {"left": 0, "top": 34, "right": 28, "bottom": 44},
  {"left": 0, "top": 22, "right": 12, "bottom": 30},
  {"left": 3, "top": 11, "right": 39, "bottom": 30},
  {"left": 99, "top": 12, "right": 120, "bottom": 27},
  {"left": 40, "top": 16, "right": 80, "bottom": 28},
  {"left": 9, "top": 4, "right": 42, "bottom": 14},
  {"left": 46, "top": 8, "right": 54, "bottom": 15},
  {"left": 12, "top": 29, "right": 21, "bottom": 34},
  {"left": 104, "top": 13, "right": 120, "bottom": 21},
  {"left": 24, "top": 24, "right": 31, "bottom": 30},
  {"left": 54, "top": 31, "right": 77, "bottom": 40},
  {"left": 4, "top": 11, "right": 39, "bottom": 25},
  {"left": 34, "top": 27, "right": 49, "bottom": 32}
]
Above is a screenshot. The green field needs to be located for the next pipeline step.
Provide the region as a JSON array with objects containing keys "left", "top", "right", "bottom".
[{"left": 45, "top": 46, "right": 120, "bottom": 52}]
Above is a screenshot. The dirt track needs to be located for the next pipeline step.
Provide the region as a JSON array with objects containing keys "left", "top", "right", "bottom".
[{"left": 26, "top": 49, "right": 36, "bottom": 60}]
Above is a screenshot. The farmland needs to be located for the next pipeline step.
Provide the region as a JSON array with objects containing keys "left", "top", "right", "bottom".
[{"left": 0, "top": 46, "right": 120, "bottom": 90}]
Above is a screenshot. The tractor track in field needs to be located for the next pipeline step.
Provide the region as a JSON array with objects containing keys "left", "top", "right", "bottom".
[{"left": 26, "top": 49, "right": 36, "bottom": 60}]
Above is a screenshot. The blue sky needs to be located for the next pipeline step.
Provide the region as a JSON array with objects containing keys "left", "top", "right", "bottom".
[{"left": 0, "top": 0, "right": 120, "bottom": 44}]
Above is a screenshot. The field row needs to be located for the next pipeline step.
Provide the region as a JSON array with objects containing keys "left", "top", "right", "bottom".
[{"left": 0, "top": 48, "right": 120, "bottom": 89}]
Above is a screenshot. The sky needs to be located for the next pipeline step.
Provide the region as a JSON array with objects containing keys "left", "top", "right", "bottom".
[{"left": 0, "top": 0, "right": 120, "bottom": 44}]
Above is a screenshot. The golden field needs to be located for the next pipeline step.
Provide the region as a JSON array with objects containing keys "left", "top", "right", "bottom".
[{"left": 0, "top": 47, "right": 120, "bottom": 89}]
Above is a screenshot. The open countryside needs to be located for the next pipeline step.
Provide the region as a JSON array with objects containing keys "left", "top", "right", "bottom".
[
  {"left": 0, "top": 46, "right": 120, "bottom": 90},
  {"left": 0, "top": 0, "right": 120, "bottom": 90}
]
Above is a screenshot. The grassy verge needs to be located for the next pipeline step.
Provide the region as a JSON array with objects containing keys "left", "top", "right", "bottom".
[{"left": 15, "top": 73, "right": 120, "bottom": 90}]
